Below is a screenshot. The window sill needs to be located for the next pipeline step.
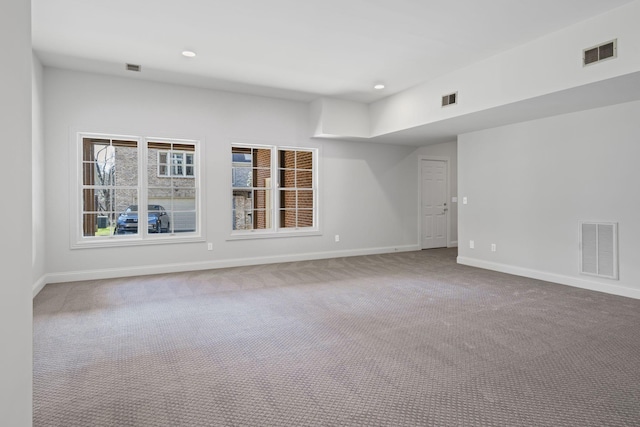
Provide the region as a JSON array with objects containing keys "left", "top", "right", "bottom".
[
  {"left": 227, "top": 229, "right": 321, "bottom": 241},
  {"left": 71, "top": 233, "right": 205, "bottom": 249}
]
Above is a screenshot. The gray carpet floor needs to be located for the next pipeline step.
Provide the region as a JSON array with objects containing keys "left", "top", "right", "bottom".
[{"left": 33, "top": 248, "right": 640, "bottom": 426}]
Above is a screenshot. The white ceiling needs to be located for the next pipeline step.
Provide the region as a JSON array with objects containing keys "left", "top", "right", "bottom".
[{"left": 32, "top": 0, "right": 635, "bottom": 103}]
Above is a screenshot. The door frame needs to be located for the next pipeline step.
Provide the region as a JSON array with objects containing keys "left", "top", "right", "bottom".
[{"left": 418, "top": 155, "right": 451, "bottom": 249}]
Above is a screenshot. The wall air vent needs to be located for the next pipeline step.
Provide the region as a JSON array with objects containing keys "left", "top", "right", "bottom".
[
  {"left": 580, "top": 221, "right": 618, "bottom": 279},
  {"left": 126, "top": 63, "right": 141, "bottom": 72},
  {"left": 442, "top": 92, "right": 457, "bottom": 107},
  {"left": 583, "top": 39, "right": 617, "bottom": 66}
]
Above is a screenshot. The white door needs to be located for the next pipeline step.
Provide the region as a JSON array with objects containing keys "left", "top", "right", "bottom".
[{"left": 421, "top": 159, "right": 448, "bottom": 249}]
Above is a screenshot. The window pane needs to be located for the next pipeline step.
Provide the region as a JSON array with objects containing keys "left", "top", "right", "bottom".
[
  {"left": 296, "top": 170, "right": 312, "bottom": 188},
  {"left": 252, "top": 190, "right": 270, "bottom": 229},
  {"left": 172, "top": 211, "right": 196, "bottom": 233},
  {"left": 279, "top": 150, "right": 296, "bottom": 169},
  {"left": 297, "top": 190, "right": 314, "bottom": 209},
  {"left": 83, "top": 139, "right": 109, "bottom": 161},
  {"left": 296, "top": 151, "right": 313, "bottom": 170},
  {"left": 232, "top": 166, "right": 252, "bottom": 187},
  {"left": 279, "top": 209, "right": 296, "bottom": 228},
  {"left": 279, "top": 190, "right": 297, "bottom": 228},
  {"left": 82, "top": 214, "right": 99, "bottom": 236},
  {"left": 254, "top": 148, "right": 271, "bottom": 167},
  {"left": 297, "top": 209, "right": 314, "bottom": 228},
  {"left": 113, "top": 144, "right": 137, "bottom": 185},
  {"left": 233, "top": 190, "right": 253, "bottom": 230},
  {"left": 82, "top": 187, "right": 117, "bottom": 214},
  {"left": 279, "top": 189, "right": 297, "bottom": 208},
  {"left": 83, "top": 145, "right": 114, "bottom": 186},
  {"left": 112, "top": 189, "right": 139, "bottom": 235},
  {"left": 279, "top": 168, "right": 295, "bottom": 189},
  {"left": 172, "top": 189, "right": 197, "bottom": 233},
  {"left": 254, "top": 168, "right": 271, "bottom": 188}
]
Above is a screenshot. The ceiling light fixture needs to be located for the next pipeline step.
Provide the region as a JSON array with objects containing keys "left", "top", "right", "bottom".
[
  {"left": 373, "top": 83, "right": 385, "bottom": 90},
  {"left": 182, "top": 50, "right": 197, "bottom": 58}
]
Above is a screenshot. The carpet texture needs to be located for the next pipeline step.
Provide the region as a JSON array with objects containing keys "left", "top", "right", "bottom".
[{"left": 33, "top": 249, "right": 640, "bottom": 426}]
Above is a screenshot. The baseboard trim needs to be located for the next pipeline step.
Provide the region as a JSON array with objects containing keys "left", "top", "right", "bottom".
[
  {"left": 44, "top": 244, "right": 421, "bottom": 286},
  {"left": 448, "top": 241, "right": 458, "bottom": 248},
  {"left": 457, "top": 256, "right": 640, "bottom": 300},
  {"left": 33, "top": 275, "right": 47, "bottom": 298}
]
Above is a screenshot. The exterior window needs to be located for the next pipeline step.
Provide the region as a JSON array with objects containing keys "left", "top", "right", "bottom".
[
  {"left": 158, "top": 151, "right": 195, "bottom": 177},
  {"left": 75, "top": 133, "right": 200, "bottom": 246},
  {"left": 231, "top": 144, "right": 317, "bottom": 234},
  {"left": 279, "top": 149, "right": 314, "bottom": 228},
  {"left": 148, "top": 141, "right": 198, "bottom": 234},
  {"left": 81, "top": 137, "right": 138, "bottom": 237}
]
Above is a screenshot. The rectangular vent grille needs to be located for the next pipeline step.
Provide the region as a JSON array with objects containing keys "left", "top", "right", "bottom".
[
  {"left": 442, "top": 92, "right": 457, "bottom": 107},
  {"left": 583, "top": 39, "right": 617, "bottom": 66},
  {"left": 126, "top": 63, "right": 141, "bottom": 72},
  {"left": 580, "top": 221, "right": 618, "bottom": 279}
]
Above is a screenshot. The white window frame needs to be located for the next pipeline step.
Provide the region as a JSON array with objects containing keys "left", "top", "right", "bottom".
[
  {"left": 229, "top": 143, "right": 320, "bottom": 240},
  {"left": 71, "top": 132, "right": 204, "bottom": 248}
]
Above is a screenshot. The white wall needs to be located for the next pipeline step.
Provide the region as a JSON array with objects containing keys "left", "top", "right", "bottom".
[
  {"left": 33, "top": 55, "right": 46, "bottom": 295},
  {"left": 0, "top": 0, "right": 33, "bottom": 425},
  {"left": 413, "top": 140, "right": 458, "bottom": 246},
  {"left": 369, "top": 1, "right": 640, "bottom": 137},
  {"left": 458, "top": 100, "right": 640, "bottom": 299},
  {"left": 44, "top": 68, "right": 419, "bottom": 282},
  {"left": 310, "top": 98, "right": 369, "bottom": 138}
]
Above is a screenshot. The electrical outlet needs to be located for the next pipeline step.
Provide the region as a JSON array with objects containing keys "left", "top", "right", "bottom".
[
  {"left": 335, "top": 234, "right": 340, "bottom": 243},
  {"left": 469, "top": 240, "right": 474, "bottom": 249},
  {"left": 463, "top": 197, "right": 468, "bottom": 205},
  {"left": 207, "top": 243, "right": 213, "bottom": 251},
  {"left": 491, "top": 243, "right": 496, "bottom": 252}
]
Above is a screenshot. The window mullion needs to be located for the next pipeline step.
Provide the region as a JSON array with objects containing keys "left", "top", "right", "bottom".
[
  {"left": 139, "top": 138, "right": 148, "bottom": 237},
  {"left": 272, "top": 146, "right": 279, "bottom": 231}
]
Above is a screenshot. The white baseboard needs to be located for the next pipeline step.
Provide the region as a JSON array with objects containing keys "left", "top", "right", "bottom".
[
  {"left": 448, "top": 241, "right": 458, "bottom": 248},
  {"left": 43, "top": 244, "right": 421, "bottom": 286},
  {"left": 457, "top": 256, "right": 640, "bottom": 300},
  {"left": 33, "top": 275, "right": 47, "bottom": 298}
]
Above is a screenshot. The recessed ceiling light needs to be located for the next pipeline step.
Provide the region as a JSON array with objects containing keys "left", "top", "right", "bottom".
[
  {"left": 182, "top": 50, "right": 197, "bottom": 58},
  {"left": 373, "top": 83, "right": 385, "bottom": 90}
]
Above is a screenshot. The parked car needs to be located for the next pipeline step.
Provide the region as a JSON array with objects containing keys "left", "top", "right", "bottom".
[{"left": 115, "top": 204, "right": 170, "bottom": 234}]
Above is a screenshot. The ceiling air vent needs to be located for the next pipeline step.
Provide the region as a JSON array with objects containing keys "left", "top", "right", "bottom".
[
  {"left": 580, "top": 221, "right": 618, "bottom": 279},
  {"left": 126, "top": 63, "right": 141, "bottom": 72},
  {"left": 442, "top": 92, "right": 457, "bottom": 107},
  {"left": 583, "top": 39, "right": 617, "bottom": 66}
]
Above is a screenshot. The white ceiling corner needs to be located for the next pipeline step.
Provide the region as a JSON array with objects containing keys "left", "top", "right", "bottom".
[{"left": 31, "top": 0, "right": 635, "bottom": 104}]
